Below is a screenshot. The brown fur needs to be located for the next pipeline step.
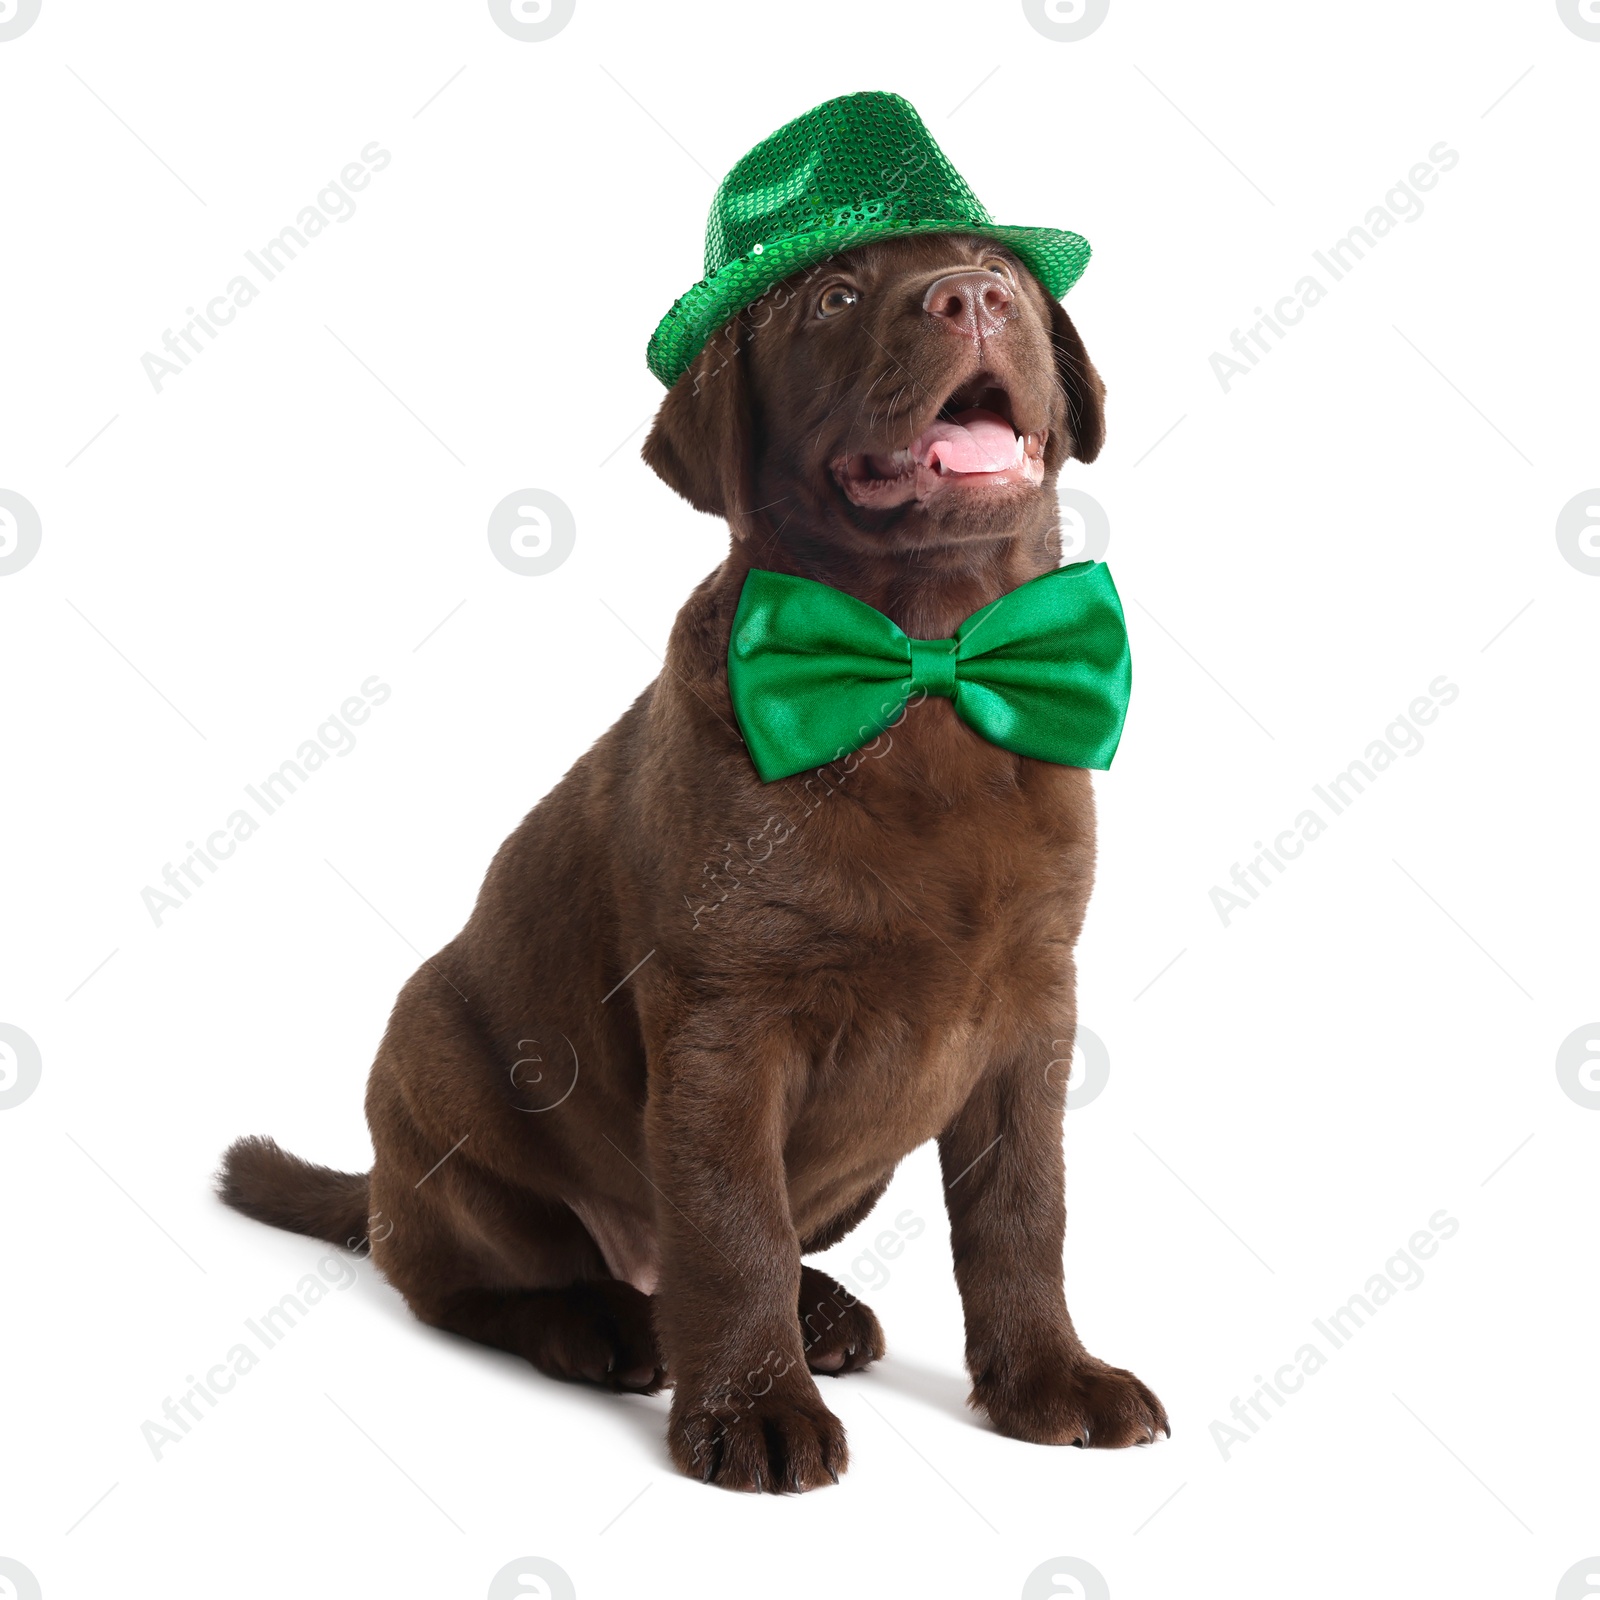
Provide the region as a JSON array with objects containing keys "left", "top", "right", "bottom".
[{"left": 218, "top": 232, "right": 1166, "bottom": 1491}]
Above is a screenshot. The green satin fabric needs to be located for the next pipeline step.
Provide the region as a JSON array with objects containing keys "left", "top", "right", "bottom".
[{"left": 726, "top": 561, "right": 1131, "bottom": 782}]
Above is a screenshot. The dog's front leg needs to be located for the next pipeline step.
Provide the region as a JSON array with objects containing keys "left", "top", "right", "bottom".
[
  {"left": 938, "top": 1047, "right": 1169, "bottom": 1448},
  {"left": 648, "top": 1029, "right": 847, "bottom": 1492}
]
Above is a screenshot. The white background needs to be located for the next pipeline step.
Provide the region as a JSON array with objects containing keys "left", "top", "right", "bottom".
[{"left": 2, "top": 2, "right": 1597, "bottom": 1597}]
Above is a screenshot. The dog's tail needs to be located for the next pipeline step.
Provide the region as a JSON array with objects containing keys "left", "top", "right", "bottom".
[{"left": 216, "top": 1135, "right": 370, "bottom": 1251}]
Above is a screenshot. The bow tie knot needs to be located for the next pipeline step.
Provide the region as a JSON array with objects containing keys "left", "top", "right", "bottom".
[
  {"left": 726, "top": 561, "right": 1131, "bottom": 782},
  {"left": 908, "top": 635, "right": 960, "bottom": 699}
]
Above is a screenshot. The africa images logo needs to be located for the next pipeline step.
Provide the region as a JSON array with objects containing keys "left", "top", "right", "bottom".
[
  {"left": 1209, "top": 676, "right": 1459, "bottom": 926},
  {"left": 140, "top": 144, "right": 392, "bottom": 393}
]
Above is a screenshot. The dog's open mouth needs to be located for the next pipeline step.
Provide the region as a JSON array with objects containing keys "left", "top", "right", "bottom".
[{"left": 831, "top": 376, "right": 1047, "bottom": 509}]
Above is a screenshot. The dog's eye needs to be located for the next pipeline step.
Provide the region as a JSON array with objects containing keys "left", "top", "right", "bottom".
[
  {"left": 817, "top": 285, "right": 859, "bottom": 318},
  {"left": 983, "top": 258, "right": 1012, "bottom": 279}
]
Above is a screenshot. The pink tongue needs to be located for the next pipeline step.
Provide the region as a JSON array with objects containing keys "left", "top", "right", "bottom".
[{"left": 917, "top": 408, "right": 1018, "bottom": 473}]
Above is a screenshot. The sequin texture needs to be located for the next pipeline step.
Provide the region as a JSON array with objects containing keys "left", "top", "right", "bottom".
[{"left": 646, "top": 90, "right": 1091, "bottom": 386}]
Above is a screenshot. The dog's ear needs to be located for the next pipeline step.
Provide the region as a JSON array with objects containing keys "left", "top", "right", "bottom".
[
  {"left": 1047, "top": 298, "right": 1106, "bottom": 465},
  {"left": 642, "top": 318, "right": 757, "bottom": 540}
]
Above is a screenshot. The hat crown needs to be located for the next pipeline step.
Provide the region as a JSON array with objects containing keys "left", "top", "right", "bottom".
[
  {"left": 704, "top": 91, "right": 992, "bottom": 276},
  {"left": 647, "top": 89, "right": 1090, "bottom": 387}
]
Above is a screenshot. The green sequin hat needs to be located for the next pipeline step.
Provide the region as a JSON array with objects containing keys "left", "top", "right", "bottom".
[{"left": 646, "top": 90, "right": 1092, "bottom": 387}]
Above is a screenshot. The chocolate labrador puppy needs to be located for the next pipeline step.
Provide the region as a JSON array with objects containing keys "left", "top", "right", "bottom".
[{"left": 220, "top": 230, "right": 1167, "bottom": 1491}]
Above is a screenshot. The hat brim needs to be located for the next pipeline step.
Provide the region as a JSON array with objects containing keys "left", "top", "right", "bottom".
[{"left": 646, "top": 220, "right": 1091, "bottom": 388}]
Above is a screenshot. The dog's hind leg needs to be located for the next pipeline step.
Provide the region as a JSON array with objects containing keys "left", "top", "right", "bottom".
[
  {"left": 369, "top": 1154, "right": 666, "bottom": 1394},
  {"left": 795, "top": 1179, "right": 892, "bottom": 1375},
  {"left": 425, "top": 1281, "right": 665, "bottom": 1393},
  {"left": 797, "top": 1265, "right": 884, "bottom": 1376},
  {"left": 360, "top": 1009, "right": 666, "bottom": 1393}
]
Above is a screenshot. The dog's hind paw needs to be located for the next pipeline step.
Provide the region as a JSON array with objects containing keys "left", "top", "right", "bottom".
[
  {"left": 505, "top": 1280, "right": 666, "bottom": 1394},
  {"left": 798, "top": 1265, "right": 885, "bottom": 1375}
]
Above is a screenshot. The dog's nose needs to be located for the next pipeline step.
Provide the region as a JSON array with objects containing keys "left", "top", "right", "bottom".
[{"left": 921, "top": 270, "right": 1015, "bottom": 337}]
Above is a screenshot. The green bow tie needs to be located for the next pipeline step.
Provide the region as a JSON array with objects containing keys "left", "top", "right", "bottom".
[{"left": 726, "top": 561, "right": 1131, "bottom": 782}]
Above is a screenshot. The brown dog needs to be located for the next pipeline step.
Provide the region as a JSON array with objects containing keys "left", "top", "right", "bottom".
[{"left": 219, "top": 230, "right": 1167, "bottom": 1492}]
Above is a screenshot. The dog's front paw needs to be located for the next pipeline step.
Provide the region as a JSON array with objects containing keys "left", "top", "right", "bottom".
[
  {"left": 973, "top": 1350, "right": 1169, "bottom": 1449},
  {"left": 670, "top": 1366, "right": 848, "bottom": 1492},
  {"left": 799, "top": 1266, "right": 885, "bottom": 1375}
]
